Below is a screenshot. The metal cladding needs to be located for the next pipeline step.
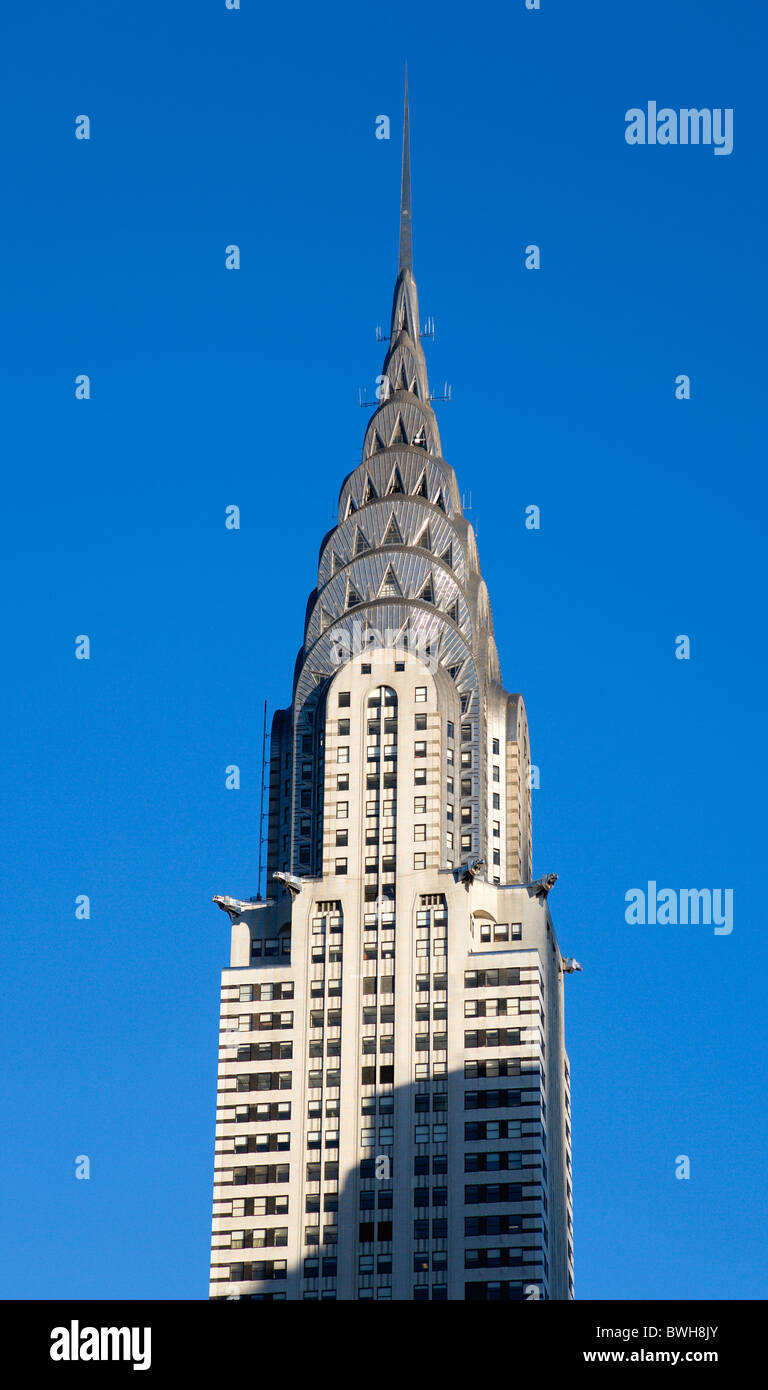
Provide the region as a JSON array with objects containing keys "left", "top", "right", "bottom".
[{"left": 267, "top": 80, "right": 531, "bottom": 888}]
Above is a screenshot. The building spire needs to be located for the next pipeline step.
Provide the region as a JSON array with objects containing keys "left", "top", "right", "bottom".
[{"left": 398, "top": 66, "right": 412, "bottom": 272}]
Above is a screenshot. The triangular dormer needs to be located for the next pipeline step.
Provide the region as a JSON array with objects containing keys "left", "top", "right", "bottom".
[
  {"left": 438, "top": 542, "right": 452, "bottom": 566},
  {"left": 378, "top": 566, "right": 402, "bottom": 598},
  {"left": 363, "top": 476, "right": 378, "bottom": 503},
  {"left": 416, "top": 470, "right": 429, "bottom": 498},
  {"left": 383, "top": 514, "right": 404, "bottom": 546},
  {"left": 354, "top": 527, "right": 371, "bottom": 555},
  {"left": 418, "top": 573, "right": 435, "bottom": 604},
  {"left": 386, "top": 466, "right": 406, "bottom": 495},
  {"left": 346, "top": 580, "right": 363, "bottom": 609},
  {"left": 390, "top": 417, "right": 408, "bottom": 446}
]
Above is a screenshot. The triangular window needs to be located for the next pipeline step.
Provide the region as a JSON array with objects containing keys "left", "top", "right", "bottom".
[
  {"left": 330, "top": 551, "right": 342, "bottom": 575},
  {"left": 434, "top": 490, "right": 446, "bottom": 513},
  {"left": 418, "top": 573, "right": 435, "bottom": 604},
  {"left": 346, "top": 581, "right": 363, "bottom": 609},
  {"left": 417, "top": 523, "right": 432, "bottom": 552},
  {"left": 439, "top": 543, "right": 452, "bottom": 566},
  {"left": 399, "top": 362, "right": 411, "bottom": 392},
  {"left": 383, "top": 514, "right": 403, "bottom": 546},
  {"left": 363, "top": 476, "right": 378, "bottom": 503},
  {"left": 390, "top": 417, "right": 408, "bottom": 446},
  {"left": 373, "top": 430, "right": 386, "bottom": 453},
  {"left": 355, "top": 528, "right": 371, "bottom": 555},
  {"left": 416, "top": 471, "right": 429, "bottom": 498},
  {"left": 412, "top": 425, "right": 427, "bottom": 449},
  {"left": 386, "top": 466, "right": 406, "bottom": 495},
  {"left": 378, "top": 567, "right": 402, "bottom": 599},
  {"left": 320, "top": 609, "right": 334, "bottom": 632},
  {"left": 446, "top": 599, "right": 459, "bottom": 624},
  {"left": 344, "top": 495, "right": 357, "bottom": 519}
]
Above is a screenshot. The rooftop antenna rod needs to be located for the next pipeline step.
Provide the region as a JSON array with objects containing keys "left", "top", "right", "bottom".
[{"left": 256, "top": 700, "right": 268, "bottom": 899}]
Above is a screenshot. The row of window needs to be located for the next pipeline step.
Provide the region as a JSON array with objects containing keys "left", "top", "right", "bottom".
[
  {"left": 225, "top": 1228, "right": 288, "bottom": 1248},
  {"left": 464, "top": 1029, "right": 522, "bottom": 1049},
  {"left": 231, "top": 1061, "right": 540, "bottom": 1096},
  {"left": 465, "top": 1088, "right": 536, "bottom": 1110},
  {"left": 361, "top": 1124, "right": 447, "bottom": 1146},
  {"left": 474, "top": 922, "right": 521, "bottom": 943},
  {"left": 250, "top": 938, "right": 290, "bottom": 958},
  {"left": 464, "top": 998, "right": 518, "bottom": 1017},
  {"left": 465, "top": 1249, "right": 525, "bottom": 1269},
  {"left": 231, "top": 1011, "right": 293, "bottom": 1030},
  {"left": 234, "top": 982, "right": 293, "bottom": 1002},
  {"left": 236, "top": 1043, "right": 292, "bottom": 1063},
  {"left": 465, "top": 1152, "right": 531, "bottom": 1173},
  {"left": 223, "top": 1262, "right": 285, "bottom": 1281},
  {"left": 231, "top": 1101, "right": 290, "bottom": 1122},
  {"left": 464, "top": 968, "right": 521, "bottom": 988},
  {"left": 304, "top": 1226, "right": 338, "bottom": 1245}
]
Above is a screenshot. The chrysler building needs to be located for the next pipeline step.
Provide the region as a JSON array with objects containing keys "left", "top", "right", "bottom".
[{"left": 209, "top": 79, "right": 576, "bottom": 1301}]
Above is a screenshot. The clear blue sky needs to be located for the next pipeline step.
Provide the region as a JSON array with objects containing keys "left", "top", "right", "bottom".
[{"left": 0, "top": 0, "right": 765, "bottom": 1300}]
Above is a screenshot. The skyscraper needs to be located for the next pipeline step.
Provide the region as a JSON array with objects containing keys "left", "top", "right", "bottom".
[{"left": 209, "top": 79, "right": 576, "bottom": 1302}]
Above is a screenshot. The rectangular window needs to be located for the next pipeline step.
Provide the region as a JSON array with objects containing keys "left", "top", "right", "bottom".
[
  {"left": 336, "top": 802, "right": 348, "bottom": 818},
  {"left": 492, "top": 738, "right": 500, "bottom": 755},
  {"left": 413, "top": 853, "right": 426, "bottom": 870},
  {"left": 492, "top": 765, "right": 500, "bottom": 782},
  {"left": 338, "top": 719, "right": 350, "bottom": 736},
  {"left": 338, "top": 692, "right": 350, "bottom": 707},
  {"left": 414, "top": 742, "right": 427, "bottom": 758},
  {"left": 414, "top": 768, "right": 426, "bottom": 785},
  {"left": 337, "top": 747, "right": 350, "bottom": 763},
  {"left": 335, "top": 859, "right": 348, "bottom": 875},
  {"left": 414, "top": 823, "right": 426, "bottom": 841},
  {"left": 335, "top": 829, "right": 348, "bottom": 846},
  {"left": 414, "top": 714, "right": 427, "bottom": 730},
  {"left": 446, "top": 721, "right": 454, "bottom": 739},
  {"left": 414, "top": 797, "right": 427, "bottom": 814},
  {"left": 415, "top": 687, "right": 427, "bottom": 702}
]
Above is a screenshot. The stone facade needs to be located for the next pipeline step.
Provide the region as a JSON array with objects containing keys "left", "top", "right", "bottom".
[{"left": 209, "top": 80, "right": 575, "bottom": 1302}]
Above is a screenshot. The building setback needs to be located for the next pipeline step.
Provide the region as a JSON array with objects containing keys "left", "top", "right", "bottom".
[{"left": 209, "top": 79, "right": 576, "bottom": 1302}]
